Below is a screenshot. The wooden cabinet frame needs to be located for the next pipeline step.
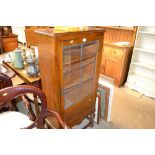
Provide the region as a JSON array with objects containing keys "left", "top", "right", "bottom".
[{"left": 35, "top": 28, "right": 104, "bottom": 126}]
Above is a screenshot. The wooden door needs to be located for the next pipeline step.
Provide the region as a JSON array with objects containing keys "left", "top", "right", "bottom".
[
  {"left": 102, "top": 56, "right": 121, "bottom": 86},
  {"left": 59, "top": 35, "right": 103, "bottom": 126},
  {"left": 62, "top": 41, "right": 98, "bottom": 108}
]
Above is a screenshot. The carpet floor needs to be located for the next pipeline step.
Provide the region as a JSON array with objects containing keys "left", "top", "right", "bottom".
[
  {"left": 110, "top": 87, "right": 155, "bottom": 129},
  {"left": 88, "top": 86, "right": 155, "bottom": 129}
]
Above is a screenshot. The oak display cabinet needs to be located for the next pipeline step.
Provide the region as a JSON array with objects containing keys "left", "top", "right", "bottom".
[{"left": 35, "top": 28, "right": 104, "bottom": 127}]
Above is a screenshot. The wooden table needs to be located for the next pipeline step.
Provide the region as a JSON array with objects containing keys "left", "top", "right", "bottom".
[{"left": 3, "top": 61, "right": 41, "bottom": 87}]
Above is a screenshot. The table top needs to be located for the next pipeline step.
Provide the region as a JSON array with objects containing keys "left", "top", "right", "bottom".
[{"left": 3, "top": 61, "right": 40, "bottom": 84}]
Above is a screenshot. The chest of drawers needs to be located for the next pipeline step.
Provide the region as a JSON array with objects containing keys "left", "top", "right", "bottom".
[{"left": 2, "top": 34, "right": 18, "bottom": 52}]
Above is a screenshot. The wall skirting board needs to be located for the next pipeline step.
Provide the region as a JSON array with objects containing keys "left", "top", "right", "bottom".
[{"left": 11, "top": 27, "right": 26, "bottom": 44}]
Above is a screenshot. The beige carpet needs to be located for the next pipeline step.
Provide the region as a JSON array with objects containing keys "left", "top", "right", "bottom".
[
  {"left": 73, "top": 86, "right": 155, "bottom": 129},
  {"left": 100, "top": 86, "right": 155, "bottom": 129}
]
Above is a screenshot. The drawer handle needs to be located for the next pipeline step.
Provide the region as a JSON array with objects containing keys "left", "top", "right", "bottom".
[
  {"left": 82, "top": 38, "right": 87, "bottom": 42},
  {"left": 113, "top": 51, "right": 116, "bottom": 54},
  {"left": 70, "top": 40, "right": 74, "bottom": 44},
  {"left": 89, "top": 98, "right": 92, "bottom": 102}
]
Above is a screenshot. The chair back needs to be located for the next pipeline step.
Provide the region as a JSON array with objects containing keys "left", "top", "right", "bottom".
[
  {"left": 0, "top": 73, "right": 13, "bottom": 89},
  {"left": 0, "top": 85, "right": 69, "bottom": 129},
  {"left": 0, "top": 27, "right": 3, "bottom": 53}
]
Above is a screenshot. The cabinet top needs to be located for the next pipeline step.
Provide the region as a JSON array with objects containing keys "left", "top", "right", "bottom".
[
  {"left": 35, "top": 27, "right": 105, "bottom": 37},
  {"left": 2, "top": 33, "right": 18, "bottom": 38},
  {"left": 104, "top": 41, "right": 133, "bottom": 48}
]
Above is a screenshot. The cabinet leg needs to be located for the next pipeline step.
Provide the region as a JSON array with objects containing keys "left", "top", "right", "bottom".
[{"left": 89, "top": 113, "right": 95, "bottom": 127}]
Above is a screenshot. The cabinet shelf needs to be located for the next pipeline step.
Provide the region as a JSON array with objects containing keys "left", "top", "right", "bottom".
[
  {"left": 128, "top": 73, "right": 155, "bottom": 84},
  {"left": 139, "top": 30, "right": 155, "bottom": 35},
  {"left": 63, "top": 56, "right": 96, "bottom": 71},
  {"left": 134, "top": 47, "right": 155, "bottom": 55},
  {"left": 63, "top": 77, "right": 94, "bottom": 93},
  {"left": 132, "top": 62, "right": 155, "bottom": 71},
  {"left": 126, "top": 26, "right": 155, "bottom": 98},
  {"left": 126, "top": 74, "right": 155, "bottom": 97},
  {"left": 64, "top": 67, "right": 95, "bottom": 91}
]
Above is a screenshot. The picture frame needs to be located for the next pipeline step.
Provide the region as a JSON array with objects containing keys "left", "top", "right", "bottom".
[{"left": 96, "top": 84, "right": 110, "bottom": 122}]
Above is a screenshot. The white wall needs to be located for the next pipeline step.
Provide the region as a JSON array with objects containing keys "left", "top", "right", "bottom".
[{"left": 11, "top": 26, "right": 26, "bottom": 44}]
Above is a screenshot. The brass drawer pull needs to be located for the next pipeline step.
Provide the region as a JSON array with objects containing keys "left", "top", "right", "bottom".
[
  {"left": 82, "top": 38, "right": 87, "bottom": 42},
  {"left": 70, "top": 40, "right": 74, "bottom": 44},
  {"left": 113, "top": 51, "right": 116, "bottom": 54}
]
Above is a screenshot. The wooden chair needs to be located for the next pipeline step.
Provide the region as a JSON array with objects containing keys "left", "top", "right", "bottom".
[
  {"left": 0, "top": 85, "right": 69, "bottom": 129},
  {"left": 0, "top": 73, "right": 13, "bottom": 89},
  {"left": 0, "top": 73, "right": 16, "bottom": 112},
  {"left": 0, "top": 26, "right": 3, "bottom": 54}
]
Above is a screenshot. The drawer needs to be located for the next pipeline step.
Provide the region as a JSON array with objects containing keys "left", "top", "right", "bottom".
[
  {"left": 63, "top": 38, "right": 87, "bottom": 46},
  {"left": 104, "top": 46, "right": 123, "bottom": 58},
  {"left": 63, "top": 36, "right": 99, "bottom": 47},
  {"left": 2, "top": 37, "right": 18, "bottom": 43}
]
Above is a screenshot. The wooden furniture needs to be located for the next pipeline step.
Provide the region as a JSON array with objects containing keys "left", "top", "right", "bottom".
[
  {"left": 2, "top": 34, "right": 18, "bottom": 52},
  {"left": 126, "top": 26, "right": 155, "bottom": 99},
  {"left": 35, "top": 28, "right": 104, "bottom": 127},
  {"left": 99, "top": 26, "right": 137, "bottom": 43},
  {"left": 3, "top": 61, "right": 41, "bottom": 87},
  {"left": 98, "top": 26, "right": 137, "bottom": 87},
  {"left": 25, "top": 26, "right": 49, "bottom": 47},
  {"left": 0, "top": 73, "right": 17, "bottom": 113},
  {"left": 100, "top": 43, "right": 133, "bottom": 86},
  {"left": 0, "top": 27, "right": 3, "bottom": 54},
  {"left": 0, "top": 73, "right": 13, "bottom": 89},
  {"left": 0, "top": 85, "right": 69, "bottom": 129}
]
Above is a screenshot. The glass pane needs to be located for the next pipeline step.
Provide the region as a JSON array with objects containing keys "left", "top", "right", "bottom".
[
  {"left": 62, "top": 40, "right": 99, "bottom": 110},
  {"left": 82, "top": 57, "right": 96, "bottom": 82},
  {"left": 63, "top": 62, "right": 81, "bottom": 89},
  {"left": 81, "top": 79, "right": 94, "bottom": 99},
  {"left": 82, "top": 41, "right": 98, "bottom": 59},
  {"left": 63, "top": 44, "right": 81, "bottom": 65},
  {"left": 64, "top": 86, "right": 81, "bottom": 109}
]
